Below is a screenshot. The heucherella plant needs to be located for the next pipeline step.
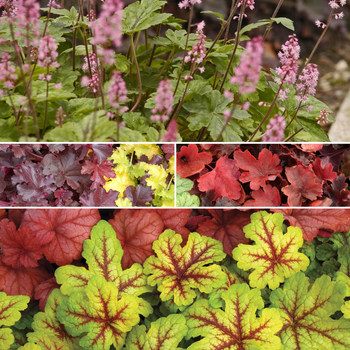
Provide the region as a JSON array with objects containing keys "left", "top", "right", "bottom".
[
  {"left": 5, "top": 210, "right": 350, "bottom": 349},
  {"left": 0, "top": 0, "right": 341, "bottom": 141}
]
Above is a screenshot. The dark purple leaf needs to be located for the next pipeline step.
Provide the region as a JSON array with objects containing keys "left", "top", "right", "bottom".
[
  {"left": 80, "top": 186, "right": 119, "bottom": 207},
  {"left": 91, "top": 144, "right": 114, "bottom": 163},
  {"left": 124, "top": 184, "right": 154, "bottom": 206},
  {"left": 161, "top": 144, "right": 174, "bottom": 159}
]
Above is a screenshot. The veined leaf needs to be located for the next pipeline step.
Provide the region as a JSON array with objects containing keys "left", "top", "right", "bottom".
[
  {"left": 271, "top": 272, "right": 350, "bottom": 350},
  {"left": 144, "top": 230, "right": 227, "bottom": 306},
  {"left": 56, "top": 275, "right": 140, "bottom": 350},
  {"left": 184, "top": 283, "right": 283, "bottom": 350},
  {"left": 232, "top": 211, "right": 309, "bottom": 290},
  {"left": 125, "top": 314, "right": 187, "bottom": 350}
]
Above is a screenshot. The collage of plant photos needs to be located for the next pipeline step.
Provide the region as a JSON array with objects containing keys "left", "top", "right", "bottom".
[{"left": 1, "top": 0, "right": 350, "bottom": 350}]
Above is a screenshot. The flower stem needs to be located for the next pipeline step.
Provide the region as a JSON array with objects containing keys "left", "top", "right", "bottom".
[
  {"left": 263, "top": 0, "right": 285, "bottom": 42},
  {"left": 42, "top": 67, "right": 50, "bottom": 137},
  {"left": 130, "top": 35, "right": 143, "bottom": 112}
]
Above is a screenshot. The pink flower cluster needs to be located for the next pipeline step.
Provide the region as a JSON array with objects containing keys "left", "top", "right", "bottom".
[
  {"left": 316, "top": 109, "right": 330, "bottom": 125},
  {"left": 230, "top": 36, "right": 263, "bottom": 95},
  {"left": 184, "top": 21, "right": 206, "bottom": 66},
  {"left": 296, "top": 63, "right": 319, "bottom": 102},
  {"left": 55, "top": 107, "right": 67, "bottom": 126},
  {"left": 162, "top": 120, "right": 178, "bottom": 142},
  {"left": 107, "top": 71, "right": 128, "bottom": 114},
  {"left": 150, "top": 79, "right": 174, "bottom": 122},
  {"left": 16, "top": 0, "right": 40, "bottom": 47},
  {"left": 81, "top": 73, "right": 100, "bottom": 94},
  {"left": 0, "top": 0, "right": 18, "bottom": 18},
  {"left": 262, "top": 114, "right": 286, "bottom": 142},
  {"left": 37, "top": 35, "right": 60, "bottom": 81},
  {"left": 237, "top": 0, "right": 255, "bottom": 10},
  {"left": 82, "top": 53, "right": 99, "bottom": 74},
  {"left": 178, "top": 0, "right": 202, "bottom": 9},
  {"left": 91, "top": 0, "right": 124, "bottom": 65},
  {"left": 0, "top": 51, "right": 17, "bottom": 97},
  {"left": 316, "top": 0, "right": 346, "bottom": 28}
]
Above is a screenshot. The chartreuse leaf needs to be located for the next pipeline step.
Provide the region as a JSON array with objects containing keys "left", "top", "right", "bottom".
[
  {"left": 336, "top": 246, "right": 350, "bottom": 297},
  {"left": 125, "top": 314, "right": 187, "bottom": 350},
  {"left": 144, "top": 230, "right": 227, "bottom": 306},
  {"left": 55, "top": 220, "right": 152, "bottom": 316},
  {"left": 17, "top": 344, "right": 41, "bottom": 350},
  {"left": 56, "top": 275, "right": 140, "bottom": 350},
  {"left": 27, "top": 289, "right": 80, "bottom": 350},
  {"left": 232, "top": 211, "right": 309, "bottom": 290},
  {"left": 184, "top": 283, "right": 283, "bottom": 350},
  {"left": 271, "top": 272, "right": 350, "bottom": 350},
  {"left": 0, "top": 292, "right": 29, "bottom": 350}
]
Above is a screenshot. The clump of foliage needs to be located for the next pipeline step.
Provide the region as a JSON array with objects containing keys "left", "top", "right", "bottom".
[
  {"left": 2, "top": 209, "right": 350, "bottom": 349},
  {"left": 0, "top": 0, "right": 343, "bottom": 142},
  {"left": 177, "top": 143, "right": 350, "bottom": 207},
  {"left": 0, "top": 143, "right": 174, "bottom": 207}
]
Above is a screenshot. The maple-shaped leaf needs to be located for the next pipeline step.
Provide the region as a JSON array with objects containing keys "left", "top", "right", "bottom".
[
  {"left": 232, "top": 211, "right": 309, "bottom": 290},
  {"left": 0, "top": 220, "right": 43, "bottom": 268},
  {"left": 197, "top": 156, "right": 242, "bottom": 201},
  {"left": 144, "top": 230, "right": 227, "bottom": 306},
  {"left": 56, "top": 275, "right": 140, "bottom": 350},
  {"left": 244, "top": 184, "right": 281, "bottom": 207},
  {"left": 271, "top": 272, "right": 350, "bottom": 350},
  {"left": 312, "top": 157, "right": 337, "bottom": 183},
  {"left": 0, "top": 259, "right": 52, "bottom": 299},
  {"left": 200, "top": 144, "right": 239, "bottom": 157},
  {"left": 108, "top": 210, "right": 164, "bottom": 269},
  {"left": 80, "top": 186, "right": 119, "bottom": 207},
  {"left": 196, "top": 210, "right": 251, "bottom": 256},
  {"left": 20, "top": 209, "right": 101, "bottom": 266},
  {"left": 81, "top": 159, "right": 116, "bottom": 190},
  {"left": 234, "top": 148, "right": 283, "bottom": 190},
  {"left": 124, "top": 185, "right": 154, "bottom": 206},
  {"left": 324, "top": 174, "right": 350, "bottom": 206},
  {"left": 27, "top": 289, "right": 80, "bottom": 350},
  {"left": 42, "top": 148, "right": 90, "bottom": 190},
  {"left": 55, "top": 220, "right": 152, "bottom": 317},
  {"left": 91, "top": 144, "right": 113, "bottom": 163},
  {"left": 104, "top": 171, "right": 135, "bottom": 198},
  {"left": 34, "top": 277, "right": 60, "bottom": 312},
  {"left": 0, "top": 292, "right": 30, "bottom": 350},
  {"left": 11, "top": 160, "right": 57, "bottom": 204},
  {"left": 282, "top": 165, "right": 323, "bottom": 206},
  {"left": 176, "top": 144, "right": 212, "bottom": 178},
  {"left": 184, "top": 283, "right": 283, "bottom": 350},
  {"left": 271, "top": 209, "right": 350, "bottom": 242},
  {"left": 125, "top": 314, "right": 187, "bottom": 350},
  {"left": 161, "top": 144, "right": 174, "bottom": 159}
]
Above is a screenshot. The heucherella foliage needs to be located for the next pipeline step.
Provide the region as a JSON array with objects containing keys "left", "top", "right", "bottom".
[
  {"left": 184, "top": 283, "right": 283, "bottom": 350},
  {"left": 271, "top": 272, "right": 350, "bottom": 350},
  {"left": 233, "top": 211, "right": 309, "bottom": 290},
  {"left": 0, "top": 292, "right": 30, "bottom": 350},
  {"left": 144, "top": 230, "right": 227, "bottom": 306}
]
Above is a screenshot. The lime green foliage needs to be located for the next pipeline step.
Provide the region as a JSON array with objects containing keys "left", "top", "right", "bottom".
[
  {"left": 176, "top": 175, "right": 200, "bottom": 207},
  {"left": 232, "top": 211, "right": 309, "bottom": 290},
  {"left": 27, "top": 289, "right": 80, "bottom": 350},
  {"left": 103, "top": 144, "right": 174, "bottom": 207},
  {"left": 184, "top": 283, "right": 283, "bottom": 350},
  {"left": 17, "top": 344, "right": 42, "bottom": 350},
  {"left": 144, "top": 230, "right": 227, "bottom": 306},
  {"left": 0, "top": 293, "right": 29, "bottom": 350},
  {"left": 271, "top": 272, "right": 350, "bottom": 350},
  {"left": 55, "top": 220, "right": 152, "bottom": 317},
  {"left": 125, "top": 314, "right": 187, "bottom": 350},
  {"left": 56, "top": 275, "right": 140, "bottom": 350}
]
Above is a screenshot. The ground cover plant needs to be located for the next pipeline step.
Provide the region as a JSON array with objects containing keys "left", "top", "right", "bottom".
[
  {"left": 2, "top": 208, "right": 350, "bottom": 349},
  {"left": 176, "top": 143, "right": 350, "bottom": 207},
  {"left": 0, "top": 0, "right": 344, "bottom": 142},
  {"left": 0, "top": 143, "right": 174, "bottom": 207}
]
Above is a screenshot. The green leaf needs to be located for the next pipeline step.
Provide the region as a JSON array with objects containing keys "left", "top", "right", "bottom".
[
  {"left": 232, "top": 211, "right": 309, "bottom": 290},
  {"left": 271, "top": 17, "right": 294, "bottom": 31},
  {"left": 17, "top": 344, "right": 42, "bottom": 350},
  {"left": 27, "top": 289, "right": 80, "bottom": 350},
  {"left": 336, "top": 247, "right": 350, "bottom": 297},
  {"left": 271, "top": 272, "right": 350, "bottom": 350},
  {"left": 296, "top": 117, "right": 330, "bottom": 142},
  {"left": 176, "top": 175, "right": 193, "bottom": 195},
  {"left": 184, "top": 283, "right": 283, "bottom": 350},
  {"left": 57, "top": 275, "right": 140, "bottom": 350},
  {"left": 176, "top": 192, "right": 200, "bottom": 207},
  {"left": 144, "top": 230, "right": 227, "bottom": 306},
  {"left": 125, "top": 314, "right": 188, "bottom": 350},
  {"left": 200, "top": 11, "right": 224, "bottom": 21}
]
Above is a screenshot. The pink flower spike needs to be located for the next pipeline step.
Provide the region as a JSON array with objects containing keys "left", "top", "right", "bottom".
[
  {"left": 107, "top": 71, "right": 128, "bottom": 114},
  {"left": 37, "top": 35, "right": 60, "bottom": 81},
  {"left": 150, "top": 79, "right": 174, "bottom": 123},
  {"left": 296, "top": 63, "right": 319, "bottom": 103},
  {"left": 162, "top": 120, "right": 178, "bottom": 142},
  {"left": 184, "top": 21, "right": 207, "bottom": 65},
  {"left": 262, "top": 114, "right": 286, "bottom": 142}
]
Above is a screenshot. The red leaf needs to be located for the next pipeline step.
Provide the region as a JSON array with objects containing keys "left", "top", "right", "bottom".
[
  {"left": 156, "top": 209, "right": 191, "bottom": 241},
  {"left": 20, "top": 209, "right": 101, "bottom": 266},
  {"left": 312, "top": 157, "right": 337, "bottom": 183},
  {"left": 177, "top": 144, "right": 212, "bottom": 178},
  {"left": 323, "top": 174, "right": 350, "bottom": 206},
  {"left": 197, "top": 156, "right": 242, "bottom": 201},
  {"left": 0, "top": 219, "right": 43, "bottom": 268},
  {"left": 282, "top": 165, "right": 323, "bottom": 206},
  {"left": 0, "top": 209, "right": 6, "bottom": 221},
  {"left": 234, "top": 148, "right": 283, "bottom": 190},
  {"left": 81, "top": 159, "right": 116, "bottom": 190},
  {"left": 300, "top": 144, "right": 323, "bottom": 152},
  {"left": 80, "top": 186, "right": 119, "bottom": 207},
  {"left": 0, "top": 258, "right": 52, "bottom": 299},
  {"left": 271, "top": 209, "right": 350, "bottom": 241},
  {"left": 244, "top": 185, "right": 281, "bottom": 207},
  {"left": 196, "top": 210, "right": 251, "bottom": 256},
  {"left": 108, "top": 210, "right": 164, "bottom": 269},
  {"left": 34, "top": 276, "right": 60, "bottom": 311}
]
